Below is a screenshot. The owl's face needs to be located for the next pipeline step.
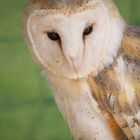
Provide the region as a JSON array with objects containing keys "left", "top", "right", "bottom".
[{"left": 25, "top": 0, "right": 125, "bottom": 79}]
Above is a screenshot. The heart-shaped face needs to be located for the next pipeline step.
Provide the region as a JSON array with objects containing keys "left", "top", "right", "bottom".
[{"left": 23, "top": 0, "right": 125, "bottom": 79}]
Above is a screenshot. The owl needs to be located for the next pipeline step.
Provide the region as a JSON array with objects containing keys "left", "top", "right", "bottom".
[{"left": 23, "top": 0, "right": 140, "bottom": 139}]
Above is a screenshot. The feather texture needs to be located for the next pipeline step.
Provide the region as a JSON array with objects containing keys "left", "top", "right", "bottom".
[{"left": 87, "top": 25, "right": 140, "bottom": 139}]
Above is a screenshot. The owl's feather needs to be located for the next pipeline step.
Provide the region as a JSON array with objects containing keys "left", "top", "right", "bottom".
[
  {"left": 122, "top": 25, "right": 140, "bottom": 60},
  {"left": 88, "top": 25, "right": 140, "bottom": 139}
]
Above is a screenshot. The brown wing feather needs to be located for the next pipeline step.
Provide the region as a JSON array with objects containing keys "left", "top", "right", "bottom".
[
  {"left": 121, "top": 25, "right": 140, "bottom": 110},
  {"left": 121, "top": 25, "right": 140, "bottom": 60}
]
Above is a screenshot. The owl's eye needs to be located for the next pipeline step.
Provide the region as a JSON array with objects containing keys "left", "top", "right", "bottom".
[
  {"left": 47, "top": 32, "right": 60, "bottom": 41},
  {"left": 83, "top": 25, "right": 93, "bottom": 36}
]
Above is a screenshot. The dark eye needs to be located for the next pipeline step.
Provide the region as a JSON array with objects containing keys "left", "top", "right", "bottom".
[
  {"left": 83, "top": 25, "right": 93, "bottom": 36},
  {"left": 47, "top": 32, "right": 60, "bottom": 41}
]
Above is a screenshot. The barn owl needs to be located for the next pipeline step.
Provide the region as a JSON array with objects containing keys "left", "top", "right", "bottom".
[{"left": 23, "top": 0, "right": 140, "bottom": 139}]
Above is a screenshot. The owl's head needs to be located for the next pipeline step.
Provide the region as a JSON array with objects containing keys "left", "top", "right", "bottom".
[{"left": 23, "top": 0, "right": 125, "bottom": 79}]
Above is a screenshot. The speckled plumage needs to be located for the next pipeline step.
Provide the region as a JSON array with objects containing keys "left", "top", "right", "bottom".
[
  {"left": 88, "top": 26, "right": 140, "bottom": 139},
  {"left": 23, "top": 0, "right": 140, "bottom": 139}
]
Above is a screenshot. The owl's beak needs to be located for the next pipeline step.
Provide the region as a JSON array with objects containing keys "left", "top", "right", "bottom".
[
  {"left": 69, "top": 56, "right": 82, "bottom": 72},
  {"left": 62, "top": 32, "right": 84, "bottom": 71},
  {"left": 64, "top": 46, "right": 84, "bottom": 72}
]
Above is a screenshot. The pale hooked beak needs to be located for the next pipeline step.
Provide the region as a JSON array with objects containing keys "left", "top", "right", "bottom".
[
  {"left": 68, "top": 56, "right": 82, "bottom": 73},
  {"left": 62, "top": 33, "right": 84, "bottom": 71}
]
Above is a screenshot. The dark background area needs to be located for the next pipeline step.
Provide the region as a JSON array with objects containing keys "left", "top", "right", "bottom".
[{"left": 0, "top": 0, "right": 139, "bottom": 140}]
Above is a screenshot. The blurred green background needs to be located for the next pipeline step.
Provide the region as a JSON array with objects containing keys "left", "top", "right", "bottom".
[{"left": 0, "top": 0, "right": 139, "bottom": 140}]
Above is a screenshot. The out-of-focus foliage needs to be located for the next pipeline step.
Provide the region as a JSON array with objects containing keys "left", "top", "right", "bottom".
[{"left": 0, "top": 0, "right": 139, "bottom": 140}]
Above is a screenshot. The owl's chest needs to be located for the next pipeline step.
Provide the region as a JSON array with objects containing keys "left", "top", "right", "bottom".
[{"left": 48, "top": 75, "right": 126, "bottom": 140}]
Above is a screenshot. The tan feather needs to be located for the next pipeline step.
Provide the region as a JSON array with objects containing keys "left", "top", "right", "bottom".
[{"left": 121, "top": 25, "right": 140, "bottom": 60}]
